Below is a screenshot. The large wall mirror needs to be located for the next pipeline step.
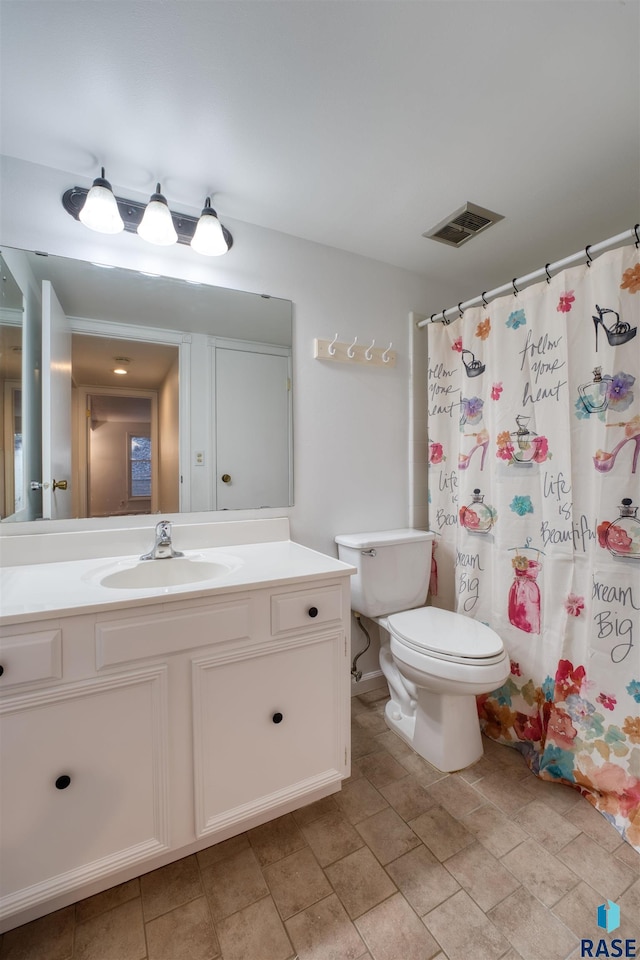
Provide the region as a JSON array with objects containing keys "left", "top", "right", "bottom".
[{"left": 0, "top": 246, "right": 293, "bottom": 523}]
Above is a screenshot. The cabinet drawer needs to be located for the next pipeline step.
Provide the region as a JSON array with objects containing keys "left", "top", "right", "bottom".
[
  {"left": 96, "top": 599, "right": 250, "bottom": 667},
  {"left": 271, "top": 585, "right": 342, "bottom": 635},
  {"left": 0, "top": 630, "right": 62, "bottom": 688}
]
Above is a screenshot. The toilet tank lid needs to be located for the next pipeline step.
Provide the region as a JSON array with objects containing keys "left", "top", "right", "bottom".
[{"left": 335, "top": 529, "right": 435, "bottom": 549}]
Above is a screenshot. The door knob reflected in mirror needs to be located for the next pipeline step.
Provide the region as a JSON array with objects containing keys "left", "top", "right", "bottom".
[
  {"left": 52, "top": 479, "right": 68, "bottom": 491},
  {"left": 221, "top": 474, "right": 232, "bottom": 484}
]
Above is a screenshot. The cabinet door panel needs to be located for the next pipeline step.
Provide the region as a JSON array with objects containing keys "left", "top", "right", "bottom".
[
  {"left": 0, "top": 668, "right": 169, "bottom": 912},
  {"left": 193, "top": 633, "right": 343, "bottom": 837}
]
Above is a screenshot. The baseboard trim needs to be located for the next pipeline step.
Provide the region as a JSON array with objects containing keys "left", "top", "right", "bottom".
[{"left": 350, "top": 670, "right": 385, "bottom": 696}]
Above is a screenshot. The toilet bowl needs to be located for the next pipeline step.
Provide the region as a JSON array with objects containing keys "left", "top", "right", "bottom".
[
  {"left": 335, "top": 529, "right": 509, "bottom": 772},
  {"left": 380, "top": 606, "right": 509, "bottom": 771}
]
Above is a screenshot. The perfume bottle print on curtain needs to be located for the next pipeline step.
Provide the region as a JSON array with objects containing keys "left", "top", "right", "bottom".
[
  {"left": 575, "top": 366, "right": 635, "bottom": 422},
  {"left": 578, "top": 367, "right": 612, "bottom": 414},
  {"left": 508, "top": 544, "right": 543, "bottom": 634},
  {"left": 597, "top": 499, "right": 640, "bottom": 560},
  {"left": 459, "top": 488, "right": 497, "bottom": 534},
  {"left": 496, "top": 415, "right": 551, "bottom": 466}
]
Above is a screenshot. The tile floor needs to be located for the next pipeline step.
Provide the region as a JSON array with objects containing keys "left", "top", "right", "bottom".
[{"left": 2, "top": 683, "right": 639, "bottom": 960}]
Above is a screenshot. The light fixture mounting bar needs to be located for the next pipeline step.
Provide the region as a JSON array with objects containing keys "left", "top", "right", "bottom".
[{"left": 62, "top": 187, "right": 233, "bottom": 250}]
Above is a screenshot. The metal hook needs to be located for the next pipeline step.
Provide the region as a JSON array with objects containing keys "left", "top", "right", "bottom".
[
  {"left": 458, "top": 303, "right": 464, "bottom": 319},
  {"left": 585, "top": 245, "right": 593, "bottom": 267},
  {"left": 634, "top": 224, "right": 640, "bottom": 248},
  {"left": 382, "top": 342, "right": 393, "bottom": 363},
  {"left": 328, "top": 333, "right": 338, "bottom": 356},
  {"left": 347, "top": 335, "right": 358, "bottom": 358},
  {"left": 441, "top": 309, "right": 453, "bottom": 326},
  {"left": 481, "top": 292, "right": 488, "bottom": 308},
  {"left": 512, "top": 278, "right": 519, "bottom": 297},
  {"left": 365, "top": 339, "right": 376, "bottom": 360},
  {"left": 545, "top": 263, "right": 552, "bottom": 284}
]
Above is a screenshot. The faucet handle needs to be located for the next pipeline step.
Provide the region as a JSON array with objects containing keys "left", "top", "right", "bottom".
[{"left": 156, "top": 519, "right": 171, "bottom": 538}]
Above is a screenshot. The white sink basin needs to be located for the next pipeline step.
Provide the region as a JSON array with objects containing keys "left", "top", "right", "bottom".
[{"left": 97, "top": 555, "right": 239, "bottom": 590}]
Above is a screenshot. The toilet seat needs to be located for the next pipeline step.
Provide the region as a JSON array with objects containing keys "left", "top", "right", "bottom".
[{"left": 387, "top": 606, "right": 505, "bottom": 666}]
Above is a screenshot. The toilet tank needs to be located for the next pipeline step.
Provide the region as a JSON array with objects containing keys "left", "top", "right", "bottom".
[{"left": 335, "top": 529, "right": 434, "bottom": 618}]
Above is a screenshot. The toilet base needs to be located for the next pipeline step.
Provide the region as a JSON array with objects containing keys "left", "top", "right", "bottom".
[{"left": 384, "top": 689, "right": 483, "bottom": 773}]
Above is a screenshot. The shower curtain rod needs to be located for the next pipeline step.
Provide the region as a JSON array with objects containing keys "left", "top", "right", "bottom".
[{"left": 417, "top": 224, "right": 640, "bottom": 328}]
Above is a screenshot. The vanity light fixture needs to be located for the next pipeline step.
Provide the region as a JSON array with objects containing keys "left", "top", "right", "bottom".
[
  {"left": 78, "top": 168, "right": 124, "bottom": 235},
  {"left": 191, "top": 198, "right": 228, "bottom": 257},
  {"left": 137, "top": 183, "right": 178, "bottom": 246},
  {"left": 62, "top": 172, "right": 233, "bottom": 255}
]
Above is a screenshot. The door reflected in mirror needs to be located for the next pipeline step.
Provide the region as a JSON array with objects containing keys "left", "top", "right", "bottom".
[
  {"left": 0, "top": 247, "right": 293, "bottom": 522},
  {"left": 0, "top": 254, "right": 25, "bottom": 520},
  {"left": 74, "top": 335, "right": 179, "bottom": 518}
]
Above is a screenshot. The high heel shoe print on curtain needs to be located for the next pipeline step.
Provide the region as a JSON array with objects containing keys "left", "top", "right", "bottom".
[
  {"left": 458, "top": 429, "right": 489, "bottom": 470},
  {"left": 593, "top": 304, "right": 637, "bottom": 351},
  {"left": 508, "top": 553, "right": 541, "bottom": 634},
  {"left": 594, "top": 416, "right": 640, "bottom": 474}
]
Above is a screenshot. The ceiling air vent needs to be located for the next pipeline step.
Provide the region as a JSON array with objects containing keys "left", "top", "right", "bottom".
[{"left": 423, "top": 202, "right": 504, "bottom": 248}]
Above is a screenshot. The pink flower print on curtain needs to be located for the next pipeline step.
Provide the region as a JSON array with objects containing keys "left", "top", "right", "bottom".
[{"left": 508, "top": 554, "right": 541, "bottom": 634}]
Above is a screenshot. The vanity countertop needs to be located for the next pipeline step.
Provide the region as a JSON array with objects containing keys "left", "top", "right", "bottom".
[{"left": 0, "top": 540, "right": 355, "bottom": 626}]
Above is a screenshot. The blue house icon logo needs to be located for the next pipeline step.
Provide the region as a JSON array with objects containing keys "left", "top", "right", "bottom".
[{"left": 597, "top": 901, "right": 621, "bottom": 934}]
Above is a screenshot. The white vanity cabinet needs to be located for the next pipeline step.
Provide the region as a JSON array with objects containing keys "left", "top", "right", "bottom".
[
  {"left": 0, "top": 665, "right": 170, "bottom": 916},
  {"left": 0, "top": 568, "right": 351, "bottom": 932},
  {"left": 194, "top": 583, "right": 346, "bottom": 838}
]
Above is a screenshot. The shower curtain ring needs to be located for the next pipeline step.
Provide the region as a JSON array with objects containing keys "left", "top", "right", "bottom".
[
  {"left": 442, "top": 309, "right": 452, "bottom": 326},
  {"left": 512, "top": 278, "right": 519, "bottom": 297},
  {"left": 481, "top": 292, "right": 488, "bottom": 308},
  {"left": 458, "top": 303, "right": 464, "bottom": 318},
  {"left": 634, "top": 224, "right": 640, "bottom": 248},
  {"left": 585, "top": 245, "right": 593, "bottom": 267},
  {"left": 545, "top": 263, "right": 552, "bottom": 284}
]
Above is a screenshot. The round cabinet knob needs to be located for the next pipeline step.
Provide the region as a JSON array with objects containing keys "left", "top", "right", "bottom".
[
  {"left": 272, "top": 712, "right": 284, "bottom": 724},
  {"left": 221, "top": 474, "right": 232, "bottom": 484},
  {"left": 55, "top": 775, "right": 71, "bottom": 790},
  {"left": 308, "top": 606, "right": 318, "bottom": 618}
]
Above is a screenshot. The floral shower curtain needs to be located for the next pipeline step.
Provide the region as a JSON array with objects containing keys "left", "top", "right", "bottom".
[{"left": 427, "top": 245, "right": 640, "bottom": 851}]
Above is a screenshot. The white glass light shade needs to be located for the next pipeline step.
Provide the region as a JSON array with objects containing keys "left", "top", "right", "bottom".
[
  {"left": 79, "top": 170, "right": 124, "bottom": 234},
  {"left": 137, "top": 184, "right": 178, "bottom": 246},
  {"left": 191, "top": 199, "right": 229, "bottom": 256}
]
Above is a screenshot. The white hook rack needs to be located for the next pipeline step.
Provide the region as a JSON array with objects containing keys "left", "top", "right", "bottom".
[{"left": 314, "top": 336, "right": 396, "bottom": 367}]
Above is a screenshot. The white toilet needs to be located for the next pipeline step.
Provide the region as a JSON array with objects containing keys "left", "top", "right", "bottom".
[{"left": 335, "top": 529, "right": 510, "bottom": 772}]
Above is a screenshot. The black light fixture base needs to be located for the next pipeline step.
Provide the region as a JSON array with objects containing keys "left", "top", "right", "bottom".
[{"left": 62, "top": 187, "right": 233, "bottom": 251}]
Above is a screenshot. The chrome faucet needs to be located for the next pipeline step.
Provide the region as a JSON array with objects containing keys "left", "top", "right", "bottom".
[{"left": 140, "top": 520, "right": 185, "bottom": 561}]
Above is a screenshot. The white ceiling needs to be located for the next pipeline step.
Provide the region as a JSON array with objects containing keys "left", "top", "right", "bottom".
[{"left": 1, "top": 1, "right": 638, "bottom": 297}]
